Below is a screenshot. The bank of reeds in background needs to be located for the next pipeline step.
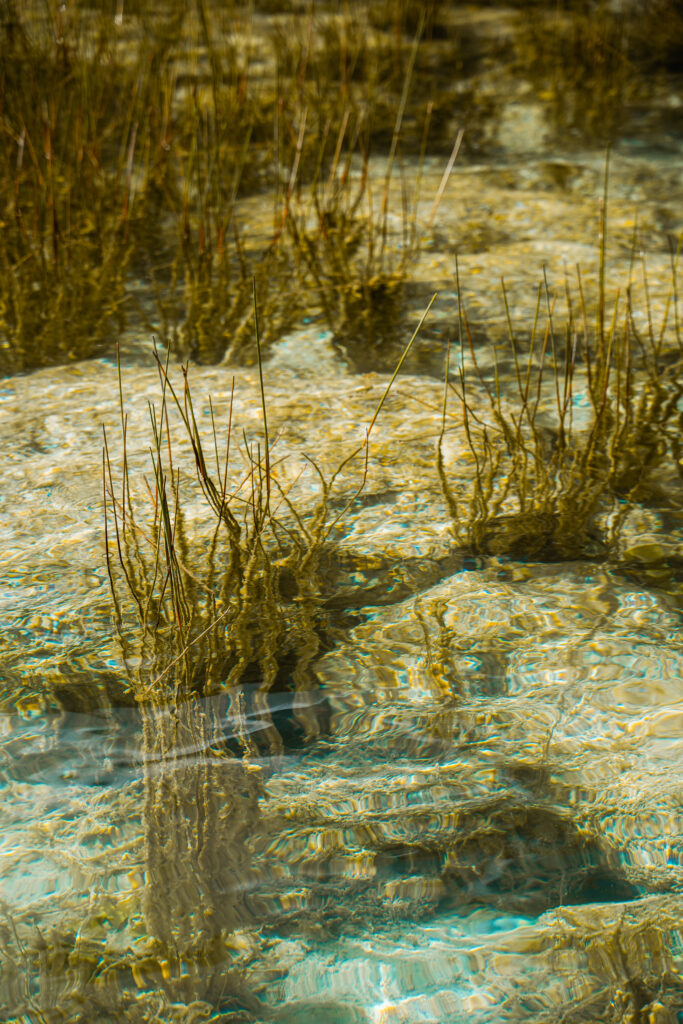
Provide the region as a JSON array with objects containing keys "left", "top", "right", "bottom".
[
  {"left": 2, "top": 0, "right": 680, "bottom": 376},
  {"left": 518, "top": 0, "right": 683, "bottom": 143},
  {"left": 0, "top": 0, "right": 503, "bottom": 376},
  {"left": 0, "top": 1, "right": 135, "bottom": 373},
  {"left": 439, "top": 175, "right": 683, "bottom": 562},
  {"left": 0, "top": 0, "right": 285, "bottom": 374},
  {"left": 0, "top": 0, "right": 449, "bottom": 373}
]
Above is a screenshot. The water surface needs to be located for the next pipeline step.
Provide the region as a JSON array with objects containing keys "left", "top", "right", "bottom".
[{"left": 1, "top": 3, "right": 682, "bottom": 1021}]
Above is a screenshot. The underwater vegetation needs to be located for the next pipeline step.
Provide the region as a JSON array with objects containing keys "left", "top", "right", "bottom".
[{"left": 550, "top": 897, "right": 683, "bottom": 1023}]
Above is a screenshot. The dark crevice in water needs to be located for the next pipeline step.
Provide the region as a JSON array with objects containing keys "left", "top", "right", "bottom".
[{"left": 252, "top": 797, "right": 643, "bottom": 943}]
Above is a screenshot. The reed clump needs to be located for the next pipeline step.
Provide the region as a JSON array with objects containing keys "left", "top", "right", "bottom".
[
  {"left": 439, "top": 187, "right": 682, "bottom": 562},
  {"left": 0, "top": 3, "right": 137, "bottom": 373},
  {"left": 157, "top": 231, "right": 298, "bottom": 365},
  {"left": 102, "top": 300, "right": 432, "bottom": 981},
  {"left": 287, "top": 157, "right": 409, "bottom": 358},
  {"left": 516, "top": 0, "right": 683, "bottom": 143},
  {"left": 286, "top": 100, "right": 461, "bottom": 363},
  {"left": 257, "top": 6, "right": 458, "bottom": 364},
  {"left": 152, "top": 129, "right": 299, "bottom": 365},
  {"left": 0, "top": 1, "right": 298, "bottom": 373},
  {"left": 102, "top": 352, "right": 335, "bottom": 994},
  {"left": 103, "top": 354, "right": 333, "bottom": 748},
  {"left": 143, "top": 0, "right": 310, "bottom": 364},
  {"left": 105, "top": 294, "right": 433, "bottom": 730}
]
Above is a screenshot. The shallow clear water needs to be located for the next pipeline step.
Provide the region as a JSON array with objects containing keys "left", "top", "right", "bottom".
[
  {"left": 2, "top": 356, "right": 682, "bottom": 1021},
  {"left": 1, "top": 4, "right": 683, "bottom": 1021}
]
